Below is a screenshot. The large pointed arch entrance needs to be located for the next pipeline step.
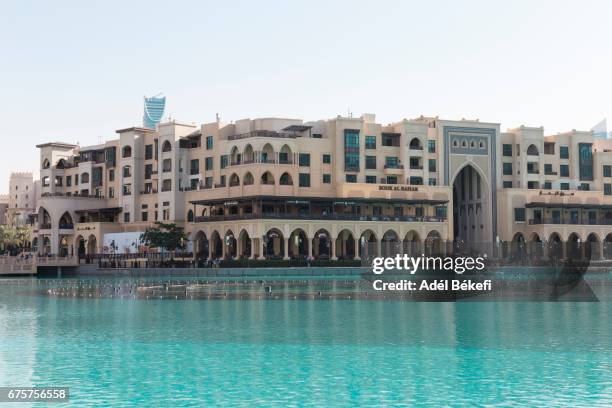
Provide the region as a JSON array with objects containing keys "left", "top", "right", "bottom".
[{"left": 452, "top": 163, "right": 490, "bottom": 252}]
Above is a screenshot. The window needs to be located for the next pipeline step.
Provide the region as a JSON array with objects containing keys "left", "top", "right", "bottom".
[
  {"left": 346, "top": 174, "right": 357, "bottom": 183},
  {"left": 560, "top": 146, "right": 569, "bottom": 159},
  {"left": 205, "top": 157, "right": 213, "bottom": 171},
  {"left": 502, "top": 144, "right": 512, "bottom": 157},
  {"left": 190, "top": 159, "right": 199, "bottom": 175},
  {"left": 299, "top": 153, "right": 311, "bottom": 167},
  {"left": 162, "top": 179, "right": 172, "bottom": 192},
  {"left": 429, "top": 178, "right": 437, "bottom": 186},
  {"left": 544, "top": 164, "right": 554, "bottom": 175},
  {"left": 605, "top": 184, "right": 612, "bottom": 195},
  {"left": 382, "top": 134, "right": 400, "bottom": 147},
  {"left": 55, "top": 176, "right": 62, "bottom": 186},
  {"left": 560, "top": 182, "right": 570, "bottom": 190},
  {"left": 604, "top": 165, "right": 612, "bottom": 177},
  {"left": 322, "top": 154, "right": 331, "bottom": 164},
  {"left": 145, "top": 144, "right": 153, "bottom": 160},
  {"left": 544, "top": 142, "right": 555, "bottom": 155},
  {"left": 578, "top": 143, "right": 593, "bottom": 181},
  {"left": 386, "top": 176, "right": 397, "bottom": 184},
  {"left": 428, "top": 159, "right": 436, "bottom": 172},
  {"left": 365, "top": 156, "right": 377, "bottom": 170},
  {"left": 312, "top": 133, "right": 322, "bottom": 139},
  {"left": 299, "top": 173, "right": 310, "bottom": 187},
  {"left": 543, "top": 182, "right": 552, "bottom": 189},
  {"left": 163, "top": 159, "right": 172, "bottom": 173},
  {"left": 344, "top": 130, "right": 360, "bottom": 171},
  {"left": 81, "top": 173, "right": 89, "bottom": 183},
  {"left": 362, "top": 175, "right": 375, "bottom": 184},
  {"left": 144, "top": 164, "right": 152, "bottom": 179},
  {"left": 322, "top": 174, "right": 331, "bottom": 184},
  {"left": 190, "top": 178, "right": 198, "bottom": 190},
  {"left": 144, "top": 183, "right": 152, "bottom": 193},
  {"left": 560, "top": 164, "right": 569, "bottom": 177},
  {"left": 527, "top": 181, "right": 539, "bottom": 189},
  {"left": 163, "top": 209, "right": 170, "bottom": 220},
  {"left": 220, "top": 155, "right": 228, "bottom": 169},
  {"left": 108, "top": 186, "right": 114, "bottom": 198},
  {"left": 514, "top": 208, "right": 525, "bottom": 222},
  {"left": 109, "top": 169, "right": 115, "bottom": 182},
  {"left": 66, "top": 176, "right": 72, "bottom": 187},
  {"left": 365, "top": 136, "right": 376, "bottom": 149},
  {"left": 503, "top": 181, "right": 512, "bottom": 188},
  {"left": 122, "top": 184, "right": 131, "bottom": 195},
  {"left": 579, "top": 183, "right": 590, "bottom": 191},
  {"left": 124, "top": 212, "right": 130, "bottom": 223},
  {"left": 162, "top": 140, "right": 172, "bottom": 152},
  {"left": 428, "top": 140, "right": 436, "bottom": 153},
  {"left": 503, "top": 163, "right": 513, "bottom": 175},
  {"left": 122, "top": 145, "right": 132, "bottom": 158},
  {"left": 385, "top": 157, "right": 399, "bottom": 168},
  {"left": 123, "top": 165, "right": 131, "bottom": 177},
  {"left": 206, "top": 136, "right": 213, "bottom": 150},
  {"left": 205, "top": 177, "right": 213, "bottom": 188},
  {"left": 142, "top": 212, "right": 148, "bottom": 222},
  {"left": 409, "top": 176, "right": 423, "bottom": 185}
]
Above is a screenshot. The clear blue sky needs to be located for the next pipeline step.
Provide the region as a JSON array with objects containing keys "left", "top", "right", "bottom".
[{"left": 1, "top": 0, "right": 611, "bottom": 191}]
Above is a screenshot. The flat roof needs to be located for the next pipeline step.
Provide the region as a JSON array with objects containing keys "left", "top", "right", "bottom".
[
  {"left": 36, "top": 142, "right": 78, "bottom": 149},
  {"left": 115, "top": 127, "right": 156, "bottom": 134},
  {"left": 190, "top": 195, "right": 448, "bottom": 206}
]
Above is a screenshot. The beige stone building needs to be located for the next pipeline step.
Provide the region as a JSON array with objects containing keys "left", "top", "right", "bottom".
[
  {"left": 6, "top": 172, "right": 38, "bottom": 228},
  {"left": 31, "top": 113, "right": 612, "bottom": 260}
]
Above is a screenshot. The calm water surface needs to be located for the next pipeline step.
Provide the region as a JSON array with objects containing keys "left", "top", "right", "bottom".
[{"left": 0, "top": 277, "right": 611, "bottom": 407}]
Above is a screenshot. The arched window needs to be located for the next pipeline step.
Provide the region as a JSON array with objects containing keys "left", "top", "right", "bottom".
[
  {"left": 81, "top": 172, "right": 90, "bottom": 183},
  {"left": 229, "top": 173, "right": 240, "bottom": 187},
  {"left": 162, "top": 140, "right": 172, "bottom": 152},
  {"left": 409, "top": 138, "right": 422, "bottom": 150},
  {"left": 527, "top": 144, "right": 539, "bottom": 155},
  {"left": 42, "top": 158, "right": 50, "bottom": 169},
  {"left": 243, "top": 172, "right": 254, "bottom": 185},
  {"left": 280, "top": 172, "right": 293, "bottom": 185},
  {"left": 261, "top": 171, "right": 274, "bottom": 185},
  {"left": 122, "top": 165, "right": 131, "bottom": 177},
  {"left": 122, "top": 146, "right": 132, "bottom": 158},
  {"left": 187, "top": 209, "right": 194, "bottom": 222}
]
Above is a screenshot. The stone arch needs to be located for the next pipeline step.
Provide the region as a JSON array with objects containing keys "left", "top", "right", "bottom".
[
  {"left": 243, "top": 144, "right": 255, "bottom": 163},
  {"left": 381, "top": 229, "right": 400, "bottom": 257},
  {"left": 58, "top": 211, "right": 73, "bottom": 229},
  {"left": 264, "top": 228, "right": 284, "bottom": 259},
  {"left": 425, "top": 230, "right": 443, "bottom": 256},
  {"left": 193, "top": 230, "right": 209, "bottom": 260},
  {"left": 279, "top": 144, "right": 293, "bottom": 164},
  {"left": 261, "top": 143, "right": 274, "bottom": 163},
  {"left": 187, "top": 209, "right": 194, "bottom": 222},
  {"left": 229, "top": 173, "right": 240, "bottom": 187},
  {"left": 451, "top": 162, "right": 490, "bottom": 247},
  {"left": 261, "top": 171, "right": 275, "bottom": 185},
  {"left": 243, "top": 172, "right": 254, "bottom": 185},
  {"left": 359, "top": 229, "right": 378, "bottom": 259},
  {"left": 409, "top": 137, "right": 422, "bottom": 150},
  {"left": 289, "top": 228, "right": 308, "bottom": 258},
  {"left": 122, "top": 145, "right": 132, "bottom": 158},
  {"left": 279, "top": 172, "right": 293, "bottom": 185},
  {"left": 510, "top": 232, "right": 526, "bottom": 258},
  {"left": 548, "top": 232, "right": 563, "bottom": 260},
  {"left": 604, "top": 233, "right": 612, "bottom": 260},
  {"left": 403, "top": 230, "right": 421, "bottom": 256},
  {"left": 526, "top": 144, "right": 539, "bottom": 156},
  {"left": 224, "top": 230, "right": 237, "bottom": 259},
  {"left": 87, "top": 234, "right": 97, "bottom": 254},
  {"left": 210, "top": 230, "right": 223, "bottom": 259},
  {"left": 585, "top": 233, "right": 600, "bottom": 260},
  {"left": 313, "top": 228, "right": 331, "bottom": 259},
  {"left": 56, "top": 158, "right": 68, "bottom": 169},
  {"left": 336, "top": 229, "right": 356, "bottom": 260},
  {"left": 74, "top": 235, "right": 85, "bottom": 256},
  {"left": 230, "top": 146, "right": 241, "bottom": 165},
  {"left": 42, "top": 158, "right": 50, "bottom": 169},
  {"left": 42, "top": 236, "right": 51, "bottom": 255},
  {"left": 38, "top": 207, "right": 52, "bottom": 229},
  {"left": 529, "top": 232, "right": 544, "bottom": 259},
  {"left": 566, "top": 232, "right": 582, "bottom": 259},
  {"left": 162, "top": 140, "right": 172, "bottom": 152},
  {"left": 238, "top": 229, "right": 251, "bottom": 258}
]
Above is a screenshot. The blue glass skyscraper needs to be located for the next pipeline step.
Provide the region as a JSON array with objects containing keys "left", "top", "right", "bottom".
[{"left": 143, "top": 94, "right": 166, "bottom": 129}]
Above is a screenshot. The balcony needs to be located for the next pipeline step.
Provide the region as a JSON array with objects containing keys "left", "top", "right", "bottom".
[
  {"left": 529, "top": 218, "right": 611, "bottom": 225},
  {"left": 409, "top": 165, "right": 423, "bottom": 170},
  {"left": 227, "top": 130, "right": 299, "bottom": 141},
  {"left": 194, "top": 213, "right": 446, "bottom": 223},
  {"left": 58, "top": 223, "right": 74, "bottom": 230}
]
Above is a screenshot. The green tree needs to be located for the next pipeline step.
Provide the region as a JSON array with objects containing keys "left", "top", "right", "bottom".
[
  {"left": 139, "top": 222, "right": 187, "bottom": 252},
  {"left": 0, "top": 225, "right": 31, "bottom": 253}
]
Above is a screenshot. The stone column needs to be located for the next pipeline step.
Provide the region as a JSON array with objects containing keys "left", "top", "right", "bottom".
[
  {"left": 331, "top": 239, "right": 337, "bottom": 260},
  {"left": 283, "top": 237, "right": 289, "bottom": 260}
]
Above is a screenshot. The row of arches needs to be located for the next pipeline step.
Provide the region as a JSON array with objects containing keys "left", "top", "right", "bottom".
[
  {"left": 192, "top": 228, "right": 443, "bottom": 260},
  {"left": 229, "top": 171, "right": 293, "bottom": 187},
  {"left": 510, "top": 232, "right": 612, "bottom": 260}
]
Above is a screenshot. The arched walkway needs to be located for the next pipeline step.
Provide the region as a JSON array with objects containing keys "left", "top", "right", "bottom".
[
  {"left": 264, "top": 228, "right": 284, "bottom": 259},
  {"left": 335, "top": 229, "right": 355, "bottom": 260},
  {"left": 425, "top": 230, "right": 443, "bottom": 256},
  {"left": 261, "top": 143, "right": 274, "bottom": 163},
  {"left": 604, "top": 234, "right": 612, "bottom": 260},
  {"left": 381, "top": 229, "right": 400, "bottom": 257},
  {"left": 452, "top": 164, "right": 489, "bottom": 248},
  {"left": 585, "top": 233, "right": 600, "bottom": 260},
  {"left": 313, "top": 229, "right": 331, "bottom": 259},
  {"left": 548, "top": 233, "right": 563, "bottom": 261},
  {"left": 243, "top": 172, "right": 254, "bottom": 185},
  {"left": 229, "top": 173, "right": 240, "bottom": 187},
  {"left": 358, "top": 230, "right": 378, "bottom": 259},
  {"left": 210, "top": 231, "right": 223, "bottom": 259},
  {"left": 529, "top": 233, "right": 543, "bottom": 259},
  {"left": 224, "top": 230, "right": 237, "bottom": 259},
  {"left": 510, "top": 232, "right": 526, "bottom": 259},
  {"left": 403, "top": 230, "right": 421, "bottom": 256},
  {"left": 58, "top": 212, "right": 73, "bottom": 229},
  {"left": 280, "top": 172, "right": 293, "bottom": 185},
  {"left": 87, "top": 235, "right": 97, "bottom": 255},
  {"left": 193, "top": 231, "right": 209, "bottom": 260},
  {"left": 566, "top": 233, "right": 582, "bottom": 259},
  {"left": 289, "top": 229, "right": 308, "bottom": 259},
  {"left": 261, "top": 171, "right": 274, "bottom": 185},
  {"left": 238, "top": 229, "right": 251, "bottom": 258}
]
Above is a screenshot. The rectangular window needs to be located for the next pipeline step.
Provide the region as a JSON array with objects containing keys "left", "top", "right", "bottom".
[
  {"left": 527, "top": 181, "right": 538, "bottom": 189},
  {"left": 322, "top": 174, "right": 331, "bottom": 183},
  {"left": 144, "top": 164, "right": 152, "bottom": 179},
  {"left": 145, "top": 144, "right": 153, "bottom": 160},
  {"left": 322, "top": 154, "right": 331, "bottom": 164},
  {"left": 190, "top": 178, "right": 198, "bottom": 190},
  {"left": 190, "top": 159, "right": 199, "bottom": 175},
  {"left": 108, "top": 169, "right": 114, "bottom": 182},
  {"left": 365, "top": 175, "right": 377, "bottom": 184},
  {"left": 385, "top": 157, "right": 399, "bottom": 168},
  {"left": 409, "top": 176, "right": 423, "bottom": 185},
  {"left": 162, "top": 159, "right": 172, "bottom": 173},
  {"left": 578, "top": 143, "right": 593, "bottom": 181},
  {"left": 579, "top": 183, "right": 590, "bottom": 191},
  {"left": 560, "top": 182, "right": 570, "bottom": 190},
  {"left": 365, "top": 136, "right": 376, "bottom": 149},
  {"left": 503, "top": 163, "right": 513, "bottom": 175},
  {"left": 428, "top": 178, "right": 437, "bottom": 186},
  {"left": 124, "top": 212, "right": 130, "bottom": 223},
  {"left": 141, "top": 212, "right": 148, "bottom": 222},
  {"left": 386, "top": 176, "right": 397, "bottom": 184},
  {"left": 543, "top": 182, "right": 552, "bottom": 189},
  {"left": 122, "top": 184, "right": 131, "bottom": 195},
  {"left": 205, "top": 177, "right": 213, "bottom": 188},
  {"left": 365, "top": 156, "right": 377, "bottom": 170},
  {"left": 560, "top": 164, "right": 569, "bottom": 177},
  {"left": 605, "top": 184, "right": 612, "bottom": 195},
  {"left": 299, "top": 153, "right": 311, "bottom": 167},
  {"left": 514, "top": 208, "right": 525, "bottom": 222},
  {"left": 299, "top": 173, "right": 310, "bottom": 187},
  {"left": 344, "top": 129, "right": 360, "bottom": 171},
  {"left": 345, "top": 174, "right": 357, "bottom": 183},
  {"left": 428, "top": 159, "right": 436, "bottom": 172},
  {"left": 503, "top": 181, "right": 512, "bottom": 188},
  {"left": 544, "top": 164, "right": 554, "bottom": 175},
  {"left": 502, "top": 144, "right": 513, "bottom": 157},
  {"left": 206, "top": 136, "right": 213, "bottom": 150},
  {"left": 123, "top": 166, "right": 131, "bottom": 177},
  {"left": 108, "top": 186, "right": 114, "bottom": 198},
  {"left": 382, "top": 134, "right": 400, "bottom": 147},
  {"left": 205, "top": 157, "right": 213, "bottom": 171},
  {"left": 428, "top": 140, "right": 436, "bottom": 153},
  {"left": 604, "top": 165, "right": 612, "bottom": 177},
  {"left": 66, "top": 176, "right": 72, "bottom": 187},
  {"left": 560, "top": 146, "right": 569, "bottom": 159},
  {"left": 312, "top": 133, "right": 322, "bottom": 139}
]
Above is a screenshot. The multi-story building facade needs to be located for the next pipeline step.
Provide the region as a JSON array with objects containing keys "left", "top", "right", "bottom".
[
  {"left": 6, "top": 172, "right": 38, "bottom": 228},
  {"left": 32, "top": 113, "right": 612, "bottom": 261}
]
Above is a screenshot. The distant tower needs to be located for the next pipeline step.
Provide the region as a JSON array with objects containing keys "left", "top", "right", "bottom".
[
  {"left": 143, "top": 94, "right": 166, "bottom": 129},
  {"left": 591, "top": 118, "right": 608, "bottom": 139}
]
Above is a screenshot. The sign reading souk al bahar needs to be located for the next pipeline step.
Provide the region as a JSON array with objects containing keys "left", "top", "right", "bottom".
[{"left": 378, "top": 185, "right": 418, "bottom": 192}]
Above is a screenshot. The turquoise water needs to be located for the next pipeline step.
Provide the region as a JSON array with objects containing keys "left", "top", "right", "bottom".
[{"left": 1, "top": 278, "right": 611, "bottom": 407}]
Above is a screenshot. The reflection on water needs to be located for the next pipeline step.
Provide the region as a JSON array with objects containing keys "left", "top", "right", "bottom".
[{"left": 0, "top": 278, "right": 611, "bottom": 406}]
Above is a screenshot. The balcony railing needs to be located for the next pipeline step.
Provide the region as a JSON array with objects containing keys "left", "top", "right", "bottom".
[
  {"left": 58, "top": 223, "right": 74, "bottom": 229},
  {"left": 409, "top": 165, "right": 423, "bottom": 170},
  {"left": 39, "top": 223, "right": 52, "bottom": 229},
  {"left": 384, "top": 164, "right": 404, "bottom": 169},
  {"left": 227, "top": 130, "right": 299, "bottom": 141},
  {"left": 529, "top": 218, "right": 611, "bottom": 225},
  {"left": 194, "top": 213, "right": 446, "bottom": 223}
]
